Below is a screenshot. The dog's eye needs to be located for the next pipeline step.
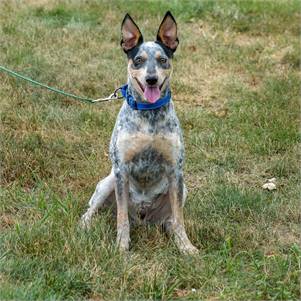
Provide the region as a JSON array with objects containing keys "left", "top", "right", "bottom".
[
  {"left": 134, "top": 56, "right": 144, "bottom": 66},
  {"left": 159, "top": 57, "right": 167, "bottom": 64}
]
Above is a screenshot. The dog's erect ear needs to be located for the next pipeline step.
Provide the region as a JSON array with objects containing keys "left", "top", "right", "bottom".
[
  {"left": 156, "top": 11, "right": 179, "bottom": 52},
  {"left": 121, "top": 14, "right": 143, "bottom": 52}
]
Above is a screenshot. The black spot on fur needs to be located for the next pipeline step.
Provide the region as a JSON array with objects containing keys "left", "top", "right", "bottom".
[
  {"left": 126, "top": 43, "right": 142, "bottom": 59},
  {"left": 129, "top": 148, "right": 167, "bottom": 187}
]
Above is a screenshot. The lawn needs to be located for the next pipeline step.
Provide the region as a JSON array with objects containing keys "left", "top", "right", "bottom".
[{"left": 0, "top": 0, "right": 300, "bottom": 300}]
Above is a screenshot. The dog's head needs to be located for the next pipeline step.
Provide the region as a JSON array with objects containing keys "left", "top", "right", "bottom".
[{"left": 121, "top": 12, "right": 178, "bottom": 103}]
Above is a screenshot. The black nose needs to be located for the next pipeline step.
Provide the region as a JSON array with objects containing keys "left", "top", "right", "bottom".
[{"left": 146, "top": 76, "right": 158, "bottom": 86}]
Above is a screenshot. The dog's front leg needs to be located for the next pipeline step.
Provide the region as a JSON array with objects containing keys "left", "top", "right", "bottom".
[
  {"left": 169, "top": 173, "right": 198, "bottom": 255},
  {"left": 115, "top": 170, "right": 130, "bottom": 252}
]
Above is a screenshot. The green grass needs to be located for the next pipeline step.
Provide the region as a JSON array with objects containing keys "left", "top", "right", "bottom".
[{"left": 0, "top": 0, "right": 300, "bottom": 300}]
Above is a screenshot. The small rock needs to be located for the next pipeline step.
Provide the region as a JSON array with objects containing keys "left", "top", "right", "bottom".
[
  {"left": 262, "top": 182, "right": 276, "bottom": 191},
  {"left": 268, "top": 177, "right": 276, "bottom": 183}
]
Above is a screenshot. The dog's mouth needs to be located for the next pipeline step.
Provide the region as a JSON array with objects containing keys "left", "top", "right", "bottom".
[{"left": 134, "top": 77, "right": 167, "bottom": 103}]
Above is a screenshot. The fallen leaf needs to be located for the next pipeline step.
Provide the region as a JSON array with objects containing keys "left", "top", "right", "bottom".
[{"left": 174, "top": 289, "right": 190, "bottom": 298}]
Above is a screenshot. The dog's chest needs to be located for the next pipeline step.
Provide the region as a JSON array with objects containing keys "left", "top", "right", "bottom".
[
  {"left": 110, "top": 103, "right": 184, "bottom": 203},
  {"left": 116, "top": 130, "right": 181, "bottom": 164},
  {"left": 117, "top": 129, "right": 179, "bottom": 204},
  {"left": 112, "top": 103, "right": 184, "bottom": 172}
]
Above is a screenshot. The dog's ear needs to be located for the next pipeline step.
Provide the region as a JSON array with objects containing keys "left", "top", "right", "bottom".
[
  {"left": 121, "top": 14, "right": 143, "bottom": 52},
  {"left": 156, "top": 11, "right": 179, "bottom": 53}
]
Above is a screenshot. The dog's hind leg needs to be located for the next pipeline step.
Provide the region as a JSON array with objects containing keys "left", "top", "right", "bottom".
[{"left": 81, "top": 170, "right": 115, "bottom": 228}]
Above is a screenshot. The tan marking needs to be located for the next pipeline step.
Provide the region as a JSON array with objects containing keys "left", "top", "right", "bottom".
[
  {"left": 139, "top": 50, "right": 148, "bottom": 59},
  {"left": 153, "top": 134, "right": 181, "bottom": 163},
  {"left": 155, "top": 51, "right": 162, "bottom": 59},
  {"left": 127, "top": 58, "right": 147, "bottom": 97},
  {"left": 117, "top": 132, "right": 181, "bottom": 163},
  {"left": 156, "top": 59, "right": 173, "bottom": 89},
  {"left": 117, "top": 210, "right": 128, "bottom": 223},
  {"left": 169, "top": 183, "right": 184, "bottom": 223}
]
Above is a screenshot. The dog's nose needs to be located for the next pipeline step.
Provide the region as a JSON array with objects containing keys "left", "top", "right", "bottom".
[{"left": 146, "top": 76, "right": 158, "bottom": 86}]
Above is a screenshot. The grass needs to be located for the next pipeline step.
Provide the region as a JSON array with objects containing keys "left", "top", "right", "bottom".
[{"left": 0, "top": 0, "right": 300, "bottom": 300}]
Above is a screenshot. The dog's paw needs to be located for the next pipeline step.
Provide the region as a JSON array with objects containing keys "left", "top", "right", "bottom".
[
  {"left": 174, "top": 234, "right": 199, "bottom": 255},
  {"left": 116, "top": 237, "right": 130, "bottom": 253},
  {"left": 80, "top": 212, "right": 92, "bottom": 229},
  {"left": 117, "top": 241, "right": 130, "bottom": 253},
  {"left": 116, "top": 227, "right": 130, "bottom": 252},
  {"left": 181, "top": 244, "right": 199, "bottom": 255}
]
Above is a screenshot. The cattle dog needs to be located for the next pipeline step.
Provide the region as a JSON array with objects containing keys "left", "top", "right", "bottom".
[{"left": 81, "top": 11, "right": 198, "bottom": 255}]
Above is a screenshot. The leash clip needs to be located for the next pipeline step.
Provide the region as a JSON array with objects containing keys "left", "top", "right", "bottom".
[{"left": 91, "top": 86, "right": 124, "bottom": 103}]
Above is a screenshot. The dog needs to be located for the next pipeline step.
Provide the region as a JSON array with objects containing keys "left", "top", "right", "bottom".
[{"left": 81, "top": 11, "right": 198, "bottom": 254}]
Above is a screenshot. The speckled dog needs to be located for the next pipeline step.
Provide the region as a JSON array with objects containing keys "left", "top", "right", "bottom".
[{"left": 81, "top": 12, "right": 198, "bottom": 254}]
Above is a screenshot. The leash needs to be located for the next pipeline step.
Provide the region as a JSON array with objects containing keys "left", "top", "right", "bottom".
[
  {"left": 0, "top": 65, "right": 171, "bottom": 110},
  {"left": 0, "top": 65, "right": 123, "bottom": 104}
]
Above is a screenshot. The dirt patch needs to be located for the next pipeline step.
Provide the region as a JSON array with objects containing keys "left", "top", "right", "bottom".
[
  {"left": 0, "top": 214, "right": 15, "bottom": 229},
  {"left": 25, "top": 0, "right": 53, "bottom": 7},
  {"left": 234, "top": 34, "right": 264, "bottom": 47},
  {"left": 271, "top": 46, "right": 294, "bottom": 63},
  {"left": 274, "top": 224, "right": 300, "bottom": 246}
]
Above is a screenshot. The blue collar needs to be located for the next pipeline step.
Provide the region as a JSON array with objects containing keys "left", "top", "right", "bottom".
[{"left": 120, "top": 84, "right": 171, "bottom": 110}]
